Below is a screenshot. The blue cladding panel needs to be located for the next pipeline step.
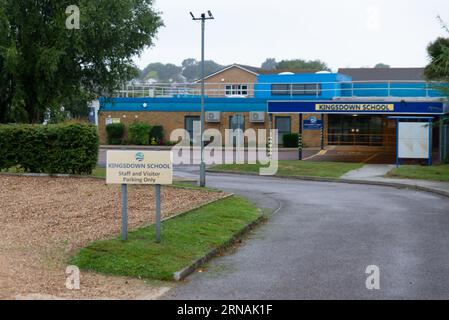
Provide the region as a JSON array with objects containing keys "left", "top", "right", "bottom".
[
  {"left": 101, "top": 97, "right": 267, "bottom": 112},
  {"left": 255, "top": 73, "right": 351, "bottom": 99}
]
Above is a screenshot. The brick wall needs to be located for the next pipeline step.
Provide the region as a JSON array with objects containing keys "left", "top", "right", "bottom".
[
  {"left": 200, "top": 66, "right": 257, "bottom": 97},
  {"left": 98, "top": 111, "right": 324, "bottom": 147}
]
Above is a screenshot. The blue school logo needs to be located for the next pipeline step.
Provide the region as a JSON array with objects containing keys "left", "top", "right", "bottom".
[{"left": 135, "top": 152, "right": 144, "bottom": 162}]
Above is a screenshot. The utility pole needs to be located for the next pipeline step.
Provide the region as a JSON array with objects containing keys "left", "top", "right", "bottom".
[{"left": 190, "top": 11, "right": 214, "bottom": 187}]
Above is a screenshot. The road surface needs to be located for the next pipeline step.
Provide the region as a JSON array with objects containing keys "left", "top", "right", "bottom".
[{"left": 165, "top": 167, "right": 449, "bottom": 300}]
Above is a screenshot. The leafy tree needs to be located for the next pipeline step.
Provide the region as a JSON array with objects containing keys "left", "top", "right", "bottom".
[
  {"left": 374, "top": 63, "right": 391, "bottom": 68},
  {"left": 424, "top": 17, "right": 449, "bottom": 136},
  {"left": 261, "top": 58, "right": 278, "bottom": 70},
  {"left": 0, "top": 0, "right": 163, "bottom": 123},
  {"left": 276, "top": 59, "right": 330, "bottom": 71},
  {"left": 424, "top": 18, "right": 449, "bottom": 96}
]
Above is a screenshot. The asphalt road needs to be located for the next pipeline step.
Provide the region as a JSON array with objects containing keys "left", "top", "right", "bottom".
[{"left": 165, "top": 168, "right": 449, "bottom": 300}]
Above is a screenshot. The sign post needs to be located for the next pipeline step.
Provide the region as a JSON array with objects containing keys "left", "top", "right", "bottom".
[
  {"left": 106, "top": 150, "right": 173, "bottom": 243},
  {"left": 155, "top": 184, "right": 161, "bottom": 243},
  {"left": 121, "top": 184, "right": 128, "bottom": 241}
]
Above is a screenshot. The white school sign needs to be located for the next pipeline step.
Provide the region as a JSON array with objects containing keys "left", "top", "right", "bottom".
[{"left": 106, "top": 150, "right": 173, "bottom": 185}]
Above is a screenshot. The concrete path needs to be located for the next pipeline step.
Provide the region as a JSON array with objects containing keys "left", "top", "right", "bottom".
[
  {"left": 164, "top": 169, "right": 449, "bottom": 300},
  {"left": 342, "top": 164, "right": 449, "bottom": 196}
]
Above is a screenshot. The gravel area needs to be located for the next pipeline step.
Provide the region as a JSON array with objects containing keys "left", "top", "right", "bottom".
[{"left": 0, "top": 175, "right": 226, "bottom": 300}]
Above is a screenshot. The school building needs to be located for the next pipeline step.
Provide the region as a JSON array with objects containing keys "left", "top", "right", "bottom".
[{"left": 98, "top": 64, "right": 449, "bottom": 163}]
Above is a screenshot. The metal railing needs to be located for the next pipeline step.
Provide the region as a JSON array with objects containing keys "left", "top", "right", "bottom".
[{"left": 114, "top": 81, "right": 447, "bottom": 99}]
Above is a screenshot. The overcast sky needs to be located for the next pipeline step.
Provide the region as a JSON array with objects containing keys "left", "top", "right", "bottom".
[{"left": 134, "top": 0, "right": 449, "bottom": 71}]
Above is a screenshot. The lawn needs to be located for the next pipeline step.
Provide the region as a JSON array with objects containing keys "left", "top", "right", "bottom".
[
  {"left": 387, "top": 164, "right": 449, "bottom": 182},
  {"left": 209, "top": 161, "right": 363, "bottom": 179},
  {"left": 71, "top": 196, "right": 262, "bottom": 281}
]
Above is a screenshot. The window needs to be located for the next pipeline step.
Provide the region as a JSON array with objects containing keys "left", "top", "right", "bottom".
[
  {"left": 271, "top": 84, "right": 322, "bottom": 96},
  {"left": 184, "top": 116, "right": 200, "bottom": 144},
  {"left": 271, "top": 84, "right": 290, "bottom": 96},
  {"left": 225, "top": 84, "right": 249, "bottom": 96},
  {"left": 229, "top": 114, "right": 245, "bottom": 146},
  {"left": 275, "top": 116, "right": 291, "bottom": 145},
  {"left": 292, "top": 84, "right": 321, "bottom": 96}
]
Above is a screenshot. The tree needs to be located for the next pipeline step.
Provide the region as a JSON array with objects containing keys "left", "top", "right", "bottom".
[
  {"left": 0, "top": 0, "right": 163, "bottom": 123},
  {"left": 424, "top": 18, "right": 449, "bottom": 96},
  {"left": 276, "top": 59, "right": 330, "bottom": 71},
  {"left": 261, "top": 58, "right": 278, "bottom": 70},
  {"left": 374, "top": 63, "right": 390, "bottom": 68},
  {"left": 139, "top": 58, "right": 224, "bottom": 82}
]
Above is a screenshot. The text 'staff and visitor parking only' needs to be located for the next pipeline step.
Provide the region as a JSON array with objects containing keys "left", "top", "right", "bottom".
[{"left": 106, "top": 150, "right": 173, "bottom": 185}]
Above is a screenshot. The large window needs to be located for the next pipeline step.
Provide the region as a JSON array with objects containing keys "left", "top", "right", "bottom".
[
  {"left": 271, "top": 84, "right": 321, "bottom": 96},
  {"left": 225, "top": 84, "right": 249, "bottom": 96},
  {"left": 275, "top": 116, "right": 291, "bottom": 145},
  {"left": 271, "top": 84, "right": 290, "bottom": 96}
]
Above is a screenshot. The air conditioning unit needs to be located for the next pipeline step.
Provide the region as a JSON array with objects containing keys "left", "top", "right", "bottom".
[
  {"left": 250, "top": 112, "right": 265, "bottom": 123},
  {"left": 206, "top": 111, "right": 221, "bottom": 123}
]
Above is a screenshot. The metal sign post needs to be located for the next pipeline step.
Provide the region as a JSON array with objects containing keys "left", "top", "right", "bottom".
[
  {"left": 121, "top": 184, "right": 128, "bottom": 241},
  {"left": 155, "top": 184, "right": 162, "bottom": 243}
]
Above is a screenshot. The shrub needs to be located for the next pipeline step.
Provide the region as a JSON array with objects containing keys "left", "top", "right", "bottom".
[
  {"left": 0, "top": 122, "right": 99, "bottom": 174},
  {"left": 106, "top": 123, "right": 125, "bottom": 145},
  {"left": 282, "top": 133, "right": 299, "bottom": 148},
  {"left": 150, "top": 125, "right": 164, "bottom": 145},
  {"left": 128, "top": 122, "right": 152, "bottom": 145}
]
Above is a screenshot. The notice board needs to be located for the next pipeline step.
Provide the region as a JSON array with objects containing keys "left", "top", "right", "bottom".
[{"left": 397, "top": 122, "right": 430, "bottom": 159}]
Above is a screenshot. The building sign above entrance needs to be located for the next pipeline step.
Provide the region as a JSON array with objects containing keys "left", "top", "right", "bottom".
[
  {"left": 268, "top": 101, "right": 445, "bottom": 115},
  {"left": 315, "top": 104, "right": 394, "bottom": 112}
]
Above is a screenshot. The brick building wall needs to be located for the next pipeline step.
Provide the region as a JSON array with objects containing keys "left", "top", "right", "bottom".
[
  {"left": 98, "top": 111, "right": 326, "bottom": 147},
  {"left": 199, "top": 66, "right": 257, "bottom": 97}
]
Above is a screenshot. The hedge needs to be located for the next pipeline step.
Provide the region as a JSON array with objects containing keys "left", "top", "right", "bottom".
[
  {"left": 106, "top": 123, "right": 125, "bottom": 145},
  {"left": 128, "top": 122, "right": 152, "bottom": 145},
  {"left": 0, "top": 122, "right": 99, "bottom": 175},
  {"left": 282, "top": 133, "right": 299, "bottom": 148}
]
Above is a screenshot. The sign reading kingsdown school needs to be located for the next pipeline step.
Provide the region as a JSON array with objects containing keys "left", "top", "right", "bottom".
[{"left": 106, "top": 151, "right": 173, "bottom": 185}]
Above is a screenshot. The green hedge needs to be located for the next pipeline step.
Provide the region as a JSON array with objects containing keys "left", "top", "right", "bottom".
[
  {"left": 282, "top": 133, "right": 299, "bottom": 148},
  {"left": 106, "top": 123, "right": 125, "bottom": 145},
  {"left": 0, "top": 123, "right": 99, "bottom": 174},
  {"left": 128, "top": 122, "right": 152, "bottom": 145}
]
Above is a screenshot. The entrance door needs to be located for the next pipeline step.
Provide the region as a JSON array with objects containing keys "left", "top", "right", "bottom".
[{"left": 328, "top": 115, "right": 383, "bottom": 146}]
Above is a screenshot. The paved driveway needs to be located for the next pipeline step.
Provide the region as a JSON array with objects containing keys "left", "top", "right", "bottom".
[{"left": 165, "top": 170, "right": 449, "bottom": 300}]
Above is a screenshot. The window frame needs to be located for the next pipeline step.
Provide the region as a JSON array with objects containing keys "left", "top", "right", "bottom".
[{"left": 225, "top": 84, "right": 249, "bottom": 96}]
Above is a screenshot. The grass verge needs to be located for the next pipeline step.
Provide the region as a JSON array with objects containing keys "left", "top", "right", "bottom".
[
  {"left": 386, "top": 164, "right": 449, "bottom": 182},
  {"left": 210, "top": 161, "right": 363, "bottom": 179},
  {"left": 71, "top": 196, "right": 262, "bottom": 281}
]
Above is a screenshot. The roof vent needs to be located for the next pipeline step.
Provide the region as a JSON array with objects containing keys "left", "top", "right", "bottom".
[{"left": 278, "top": 72, "right": 295, "bottom": 75}]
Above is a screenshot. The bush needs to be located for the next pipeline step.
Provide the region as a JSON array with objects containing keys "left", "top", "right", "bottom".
[
  {"left": 0, "top": 122, "right": 99, "bottom": 174},
  {"left": 128, "top": 122, "right": 152, "bottom": 145},
  {"left": 150, "top": 125, "right": 164, "bottom": 145},
  {"left": 282, "top": 133, "right": 299, "bottom": 148},
  {"left": 106, "top": 123, "right": 125, "bottom": 145}
]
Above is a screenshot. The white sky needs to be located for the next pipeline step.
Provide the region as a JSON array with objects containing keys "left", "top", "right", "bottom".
[{"left": 134, "top": 0, "right": 449, "bottom": 71}]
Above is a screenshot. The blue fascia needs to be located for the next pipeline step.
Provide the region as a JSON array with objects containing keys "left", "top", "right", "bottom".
[{"left": 100, "top": 97, "right": 268, "bottom": 112}]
